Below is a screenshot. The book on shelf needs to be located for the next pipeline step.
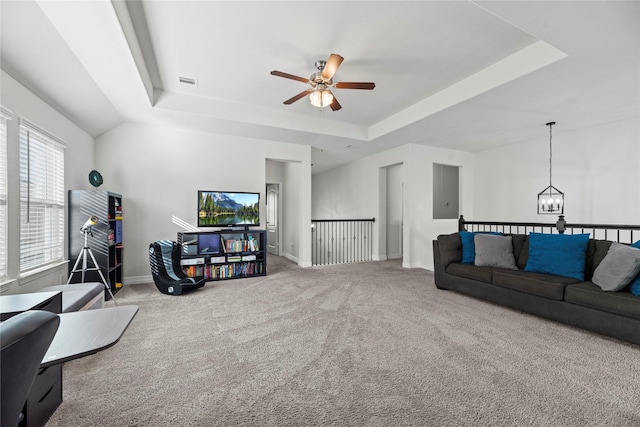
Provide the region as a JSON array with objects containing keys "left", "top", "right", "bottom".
[
  {"left": 183, "top": 265, "right": 204, "bottom": 277},
  {"left": 221, "top": 238, "right": 260, "bottom": 253},
  {"left": 247, "top": 235, "right": 259, "bottom": 251},
  {"left": 184, "top": 260, "right": 264, "bottom": 280}
]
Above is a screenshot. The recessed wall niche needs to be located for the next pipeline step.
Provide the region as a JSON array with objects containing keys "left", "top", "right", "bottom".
[{"left": 433, "top": 163, "right": 459, "bottom": 219}]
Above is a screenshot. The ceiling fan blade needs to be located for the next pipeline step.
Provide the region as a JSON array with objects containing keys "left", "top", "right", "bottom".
[
  {"left": 271, "top": 70, "right": 310, "bottom": 84},
  {"left": 330, "top": 96, "right": 342, "bottom": 111},
  {"left": 283, "top": 89, "right": 313, "bottom": 105},
  {"left": 334, "top": 82, "right": 376, "bottom": 90},
  {"left": 321, "top": 54, "right": 344, "bottom": 80}
]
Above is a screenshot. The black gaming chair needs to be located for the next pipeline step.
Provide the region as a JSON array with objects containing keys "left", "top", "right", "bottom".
[
  {"left": 1, "top": 310, "right": 60, "bottom": 427},
  {"left": 149, "top": 240, "right": 206, "bottom": 295}
]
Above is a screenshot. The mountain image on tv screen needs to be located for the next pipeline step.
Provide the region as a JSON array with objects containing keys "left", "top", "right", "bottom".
[{"left": 198, "top": 191, "right": 259, "bottom": 227}]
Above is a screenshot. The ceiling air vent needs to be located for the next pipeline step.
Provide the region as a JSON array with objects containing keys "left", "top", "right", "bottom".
[{"left": 179, "top": 76, "right": 198, "bottom": 87}]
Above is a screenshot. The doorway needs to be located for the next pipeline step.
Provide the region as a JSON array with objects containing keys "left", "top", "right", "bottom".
[
  {"left": 266, "top": 183, "right": 279, "bottom": 255},
  {"left": 386, "top": 163, "right": 404, "bottom": 260}
]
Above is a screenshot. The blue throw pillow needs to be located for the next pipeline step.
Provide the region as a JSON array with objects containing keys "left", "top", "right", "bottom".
[
  {"left": 630, "top": 240, "right": 640, "bottom": 296},
  {"left": 631, "top": 280, "right": 640, "bottom": 296},
  {"left": 460, "top": 231, "right": 501, "bottom": 264},
  {"left": 524, "top": 233, "right": 590, "bottom": 280}
]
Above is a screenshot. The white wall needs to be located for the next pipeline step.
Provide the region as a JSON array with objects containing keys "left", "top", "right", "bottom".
[
  {"left": 95, "top": 122, "right": 312, "bottom": 283},
  {"left": 312, "top": 143, "right": 474, "bottom": 270},
  {"left": 0, "top": 70, "right": 95, "bottom": 294},
  {"left": 474, "top": 117, "right": 640, "bottom": 224},
  {"left": 5, "top": 65, "right": 636, "bottom": 289}
]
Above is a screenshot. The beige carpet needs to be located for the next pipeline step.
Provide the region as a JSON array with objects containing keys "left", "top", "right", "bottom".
[{"left": 46, "top": 255, "right": 640, "bottom": 426}]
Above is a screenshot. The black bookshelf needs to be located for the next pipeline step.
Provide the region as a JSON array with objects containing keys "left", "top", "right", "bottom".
[
  {"left": 177, "top": 229, "right": 266, "bottom": 281},
  {"left": 68, "top": 190, "right": 123, "bottom": 300}
]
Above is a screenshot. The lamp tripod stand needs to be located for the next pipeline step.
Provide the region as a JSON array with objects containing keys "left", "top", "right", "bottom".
[{"left": 67, "top": 226, "right": 117, "bottom": 305}]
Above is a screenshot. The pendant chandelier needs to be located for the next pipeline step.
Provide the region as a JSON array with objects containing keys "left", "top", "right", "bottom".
[{"left": 537, "top": 121, "right": 564, "bottom": 214}]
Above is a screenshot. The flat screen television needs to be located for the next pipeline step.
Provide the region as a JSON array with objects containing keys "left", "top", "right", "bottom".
[{"left": 198, "top": 190, "right": 260, "bottom": 228}]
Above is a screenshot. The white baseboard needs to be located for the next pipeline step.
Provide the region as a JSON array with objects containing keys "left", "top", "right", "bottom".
[
  {"left": 125, "top": 275, "right": 153, "bottom": 285},
  {"left": 282, "top": 252, "right": 299, "bottom": 264},
  {"left": 402, "top": 261, "right": 432, "bottom": 271}
]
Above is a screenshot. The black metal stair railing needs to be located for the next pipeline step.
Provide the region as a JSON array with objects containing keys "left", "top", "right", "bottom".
[
  {"left": 458, "top": 215, "right": 640, "bottom": 244},
  {"left": 311, "top": 218, "right": 375, "bottom": 266}
]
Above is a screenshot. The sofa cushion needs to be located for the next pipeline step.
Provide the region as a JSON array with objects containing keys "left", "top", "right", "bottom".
[
  {"left": 510, "top": 234, "right": 528, "bottom": 269},
  {"left": 437, "top": 233, "right": 462, "bottom": 267},
  {"left": 592, "top": 243, "right": 640, "bottom": 292},
  {"left": 584, "top": 239, "right": 613, "bottom": 282},
  {"left": 460, "top": 231, "right": 501, "bottom": 264},
  {"left": 492, "top": 270, "right": 579, "bottom": 300},
  {"left": 446, "top": 263, "right": 494, "bottom": 283},
  {"left": 524, "top": 233, "right": 590, "bottom": 281},
  {"left": 629, "top": 240, "right": 640, "bottom": 296},
  {"left": 474, "top": 234, "right": 517, "bottom": 270},
  {"left": 565, "top": 282, "right": 640, "bottom": 321}
]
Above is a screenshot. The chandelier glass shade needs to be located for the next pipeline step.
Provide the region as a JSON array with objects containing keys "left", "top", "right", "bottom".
[
  {"left": 537, "top": 121, "right": 564, "bottom": 214},
  {"left": 538, "top": 185, "right": 564, "bottom": 214},
  {"left": 309, "top": 89, "right": 334, "bottom": 108}
]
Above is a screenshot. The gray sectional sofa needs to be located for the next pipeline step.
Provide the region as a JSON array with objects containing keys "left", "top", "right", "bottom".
[{"left": 433, "top": 232, "right": 640, "bottom": 346}]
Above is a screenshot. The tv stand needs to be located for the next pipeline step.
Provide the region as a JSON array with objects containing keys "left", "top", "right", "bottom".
[{"left": 177, "top": 230, "right": 266, "bottom": 281}]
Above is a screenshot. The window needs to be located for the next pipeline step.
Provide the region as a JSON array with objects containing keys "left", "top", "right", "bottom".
[
  {"left": 19, "top": 121, "right": 65, "bottom": 272},
  {"left": 0, "top": 110, "right": 9, "bottom": 278}
]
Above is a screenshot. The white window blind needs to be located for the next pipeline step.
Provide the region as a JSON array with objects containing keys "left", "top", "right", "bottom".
[
  {"left": 19, "top": 120, "right": 65, "bottom": 272},
  {"left": 0, "top": 109, "right": 9, "bottom": 278}
]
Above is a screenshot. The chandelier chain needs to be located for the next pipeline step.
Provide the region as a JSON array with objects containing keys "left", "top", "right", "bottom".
[{"left": 549, "top": 122, "right": 553, "bottom": 193}]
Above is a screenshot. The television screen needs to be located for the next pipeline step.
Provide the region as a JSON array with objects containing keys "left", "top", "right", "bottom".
[
  {"left": 197, "top": 234, "right": 221, "bottom": 254},
  {"left": 198, "top": 191, "right": 260, "bottom": 228}
]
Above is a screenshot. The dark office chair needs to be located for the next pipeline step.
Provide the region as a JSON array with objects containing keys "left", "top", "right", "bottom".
[
  {"left": 1, "top": 310, "right": 60, "bottom": 427},
  {"left": 149, "top": 240, "right": 206, "bottom": 295}
]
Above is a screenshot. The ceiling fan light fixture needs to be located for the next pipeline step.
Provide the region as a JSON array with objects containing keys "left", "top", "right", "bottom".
[
  {"left": 310, "top": 89, "right": 333, "bottom": 108},
  {"left": 271, "top": 54, "right": 373, "bottom": 111}
]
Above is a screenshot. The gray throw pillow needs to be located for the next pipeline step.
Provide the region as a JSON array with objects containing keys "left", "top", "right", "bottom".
[
  {"left": 474, "top": 234, "right": 518, "bottom": 270},
  {"left": 592, "top": 243, "right": 640, "bottom": 291}
]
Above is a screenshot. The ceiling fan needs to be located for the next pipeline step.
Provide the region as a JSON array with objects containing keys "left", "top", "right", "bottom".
[{"left": 270, "top": 54, "right": 375, "bottom": 111}]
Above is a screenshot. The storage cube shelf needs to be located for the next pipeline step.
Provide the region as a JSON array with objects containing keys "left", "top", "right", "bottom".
[
  {"left": 68, "top": 190, "right": 123, "bottom": 300},
  {"left": 177, "top": 230, "right": 266, "bottom": 281}
]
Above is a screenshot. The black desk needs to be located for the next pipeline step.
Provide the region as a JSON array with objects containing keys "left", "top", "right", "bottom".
[
  {"left": 0, "top": 294, "right": 139, "bottom": 427},
  {"left": 22, "top": 305, "right": 139, "bottom": 427}
]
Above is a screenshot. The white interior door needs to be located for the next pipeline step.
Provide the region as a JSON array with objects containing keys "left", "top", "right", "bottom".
[{"left": 266, "top": 184, "right": 279, "bottom": 255}]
